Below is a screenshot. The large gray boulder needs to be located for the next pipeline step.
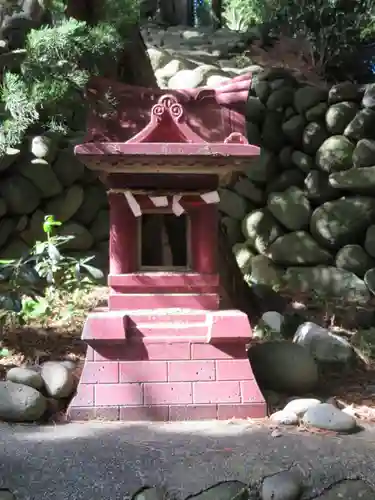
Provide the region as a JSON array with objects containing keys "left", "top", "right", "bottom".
[
  {"left": 291, "top": 150, "right": 314, "bottom": 173},
  {"left": 316, "top": 136, "right": 354, "bottom": 173},
  {"left": 267, "top": 187, "right": 311, "bottom": 231},
  {"left": 344, "top": 108, "right": 375, "bottom": 141},
  {"left": 52, "top": 149, "right": 85, "bottom": 186},
  {"left": 218, "top": 188, "right": 249, "bottom": 220},
  {"left": 304, "top": 170, "right": 339, "bottom": 204},
  {"left": 0, "top": 175, "right": 41, "bottom": 214},
  {"left": 59, "top": 222, "right": 94, "bottom": 251},
  {"left": 0, "top": 381, "right": 47, "bottom": 422},
  {"left": 245, "top": 96, "right": 265, "bottom": 124},
  {"left": 232, "top": 177, "right": 264, "bottom": 205},
  {"left": 6, "top": 367, "right": 44, "bottom": 390},
  {"left": 335, "top": 244, "right": 375, "bottom": 278},
  {"left": 294, "top": 86, "right": 327, "bottom": 113},
  {"left": 74, "top": 184, "right": 107, "bottom": 225},
  {"left": 302, "top": 122, "right": 329, "bottom": 155},
  {"left": 232, "top": 243, "right": 255, "bottom": 274},
  {"left": 302, "top": 403, "right": 357, "bottom": 432},
  {"left": 310, "top": 197, "right": 375, "bottom": 249},
  {"left": 282, "top": 398, "right": 321, "bottom": 417},
  {"left": 329, "top": 166, "right": 375, "bottom": 191},
  {"left": 284, "top": 266, "right": 371, "bottom": 303},
  {"left": 328, "top": 82, "right": 364, "bottom": 104},
  {"left": 352, "top": 138, "right": 375, "bottom": 168},
  {"left": 268, "top": 231, "right": 332, "bottom": 265},
  {"left": 17, "top": 158, "right": 63, "bottom": 198},
  {"left": 45, "top": 184, "right": 84, "bottom": 222},
  {"left": 266, "top": 169, "right": 305, "bottom": 194},
  {"left": 242, "top": 209, "right": 283, "bottom": 254},
  {"left": 293, "top": 322, "right": 353, "bottom": 364},
  {"left": 250, "top": 255, "right": 284, "bottom": 287},
  {"left": 244, "top": 149, "right": 277, "bottom": 184},
  {"left": 282, "top": 115, "right": 305, "bottom": 145},
  {"left": 221, "top": 217, "right": 242, "bottom": 246},
  {"left": 41, "top": 362, "right": 75, "bottom": 399},
  {"left": 248, "top": 341, "right": 319, "bottom": 393},
  {"left": 325, "top": 102, "right": 358, "bottom": 134},
  {"left": 267, "top": 87, "right": 294, "bottom": 110},
  {"left": 306, "top": 102, "right": 328, "bottom": 121},
  {"left": 0, "top": 147, "right": 21, "bottom": 173},
  {"left": 262, "top": 111, "right": 286, "bottom": 152}
]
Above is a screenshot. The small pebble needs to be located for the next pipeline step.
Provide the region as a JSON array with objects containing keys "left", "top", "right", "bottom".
[
  {"left": 283, "top": 398, "right": 321, "bottom": 417},
  {"left": 270, "top": 410, "right": 299, "bottom": 425},
  {"left": 271, "top": 429, "right": 282, "bottom": 438},
  {"left": 302, "top": 403, "right": 357, "bottom": 432}
]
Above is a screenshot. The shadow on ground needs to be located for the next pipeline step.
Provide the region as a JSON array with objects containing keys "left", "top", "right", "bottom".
[{"left": 1, "top": 421, "right": 375, "bottom": 499}]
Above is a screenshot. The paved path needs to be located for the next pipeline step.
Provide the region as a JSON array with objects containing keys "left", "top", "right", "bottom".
[{"left": 1, "top": 421, "right": 375, "bottom": 499}]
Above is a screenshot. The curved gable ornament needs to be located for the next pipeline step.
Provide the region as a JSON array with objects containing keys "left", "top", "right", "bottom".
[{"left": 126, "top": 94, "right": 206, "bottom": 144}]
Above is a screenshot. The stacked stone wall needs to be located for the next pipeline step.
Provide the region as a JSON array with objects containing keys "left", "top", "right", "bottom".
[
  {"left": 0, "top": 48, "right": 253, "bottom": 276},
  {"left": 0, "top": 135, "right": 109, "bottom": 270},
  {"left": 4, "top": 51, "right": 375, "bottom": 304},
  {"left": 220, "top": 69, "right": 375, "bottom": 303}
]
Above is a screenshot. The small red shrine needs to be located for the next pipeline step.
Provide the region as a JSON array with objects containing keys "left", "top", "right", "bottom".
[{"left": 68, "top": 74, "right": 267, "bottom": 421}]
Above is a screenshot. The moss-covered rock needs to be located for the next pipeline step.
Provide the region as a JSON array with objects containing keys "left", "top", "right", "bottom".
[
  {"left": 335, "top": 245, "right": 374, "bottom": 278},
  {"left": 316, "top": 136, "right": 354, "bottom": 173},
  {"left": 268, "top": 231, "right": 332, "bottom": 265},
  {"left": 242, "top": 209, "right": 283, "bottom": 254},
  {"left": 310, "top": 197, "right": 375, "bottom": 249},
  {"left": 268, "top": 187, "right": 311, "bottom": 231}
]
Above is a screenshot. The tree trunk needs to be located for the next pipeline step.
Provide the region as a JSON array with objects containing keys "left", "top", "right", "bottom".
[
  {"left": 65, "top": 0, "right": 157, "bottom": 87},
  {"left": 117, "top": 26, "right": 158, "bottom": 87}
]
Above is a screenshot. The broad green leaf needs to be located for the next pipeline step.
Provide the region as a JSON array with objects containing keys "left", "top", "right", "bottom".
[
  {"left": 48, "top": 243, "right": 61, "bottom": 263},
  {"left": 81, "top": 263, "right": 104, "bottom": 281},
  {"left": 26, "top": 298, "right": 49, "bottom": 318}
]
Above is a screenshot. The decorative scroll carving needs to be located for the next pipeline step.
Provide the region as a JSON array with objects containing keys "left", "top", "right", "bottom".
[
  {"left": 152, "top": 95, "right": 184, "bottom": 122},
  {"left": 224, "top": 132, "right": 249, "bottom": 144}
]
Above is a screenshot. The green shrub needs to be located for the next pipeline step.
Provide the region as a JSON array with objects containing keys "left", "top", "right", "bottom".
[
  {"left": 271, "top": 0, "right": 375, "bottom": 80},
  {"left": 0, "top": 0, "right": 140, "bottom": 153},
  {"left": 223, "top": 0, "right": 375, "bottom": 81},
  {"left": 0, "top": 215, "right": 103, "bottom": 323}
]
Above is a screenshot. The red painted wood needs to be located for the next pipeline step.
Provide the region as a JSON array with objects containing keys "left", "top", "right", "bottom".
[
  {"left": 106, "top": 173, "right": 218, "bottom": 191},
  {"left": 76, "top": 141, "right": 260, "bottom": 159},
  {"left": 190, "top": 205, "right": 218, "bottom": 274},
  {"left": 108, "top": 293, "right": 220, "bottom": 311},
  {"left": 68, "top": 74, "right": 266, "bottom": 422},
  {"left": 109, "top": 273, "right": 219, "bottom": 293},
  {"left": 81, "top": 73, "right": 253, "bottom": 144},
  {"left": 108, "top": 193, "right": 137, "bottom": 274},
  {"left": 68, "top": 312, "right": 267, "bottom": 421}
]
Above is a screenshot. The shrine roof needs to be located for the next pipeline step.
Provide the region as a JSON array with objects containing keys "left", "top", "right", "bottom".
[
  {"left": 79, "top": 73, "right": 254, "bottom": 142},
  {"left": 74, "top": 73, "right": 260, "bottom": 171}
]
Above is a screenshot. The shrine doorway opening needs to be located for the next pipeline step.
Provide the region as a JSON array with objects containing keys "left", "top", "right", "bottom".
[{"left": 139, "top": 212, "right": 191, "bottom": 270}]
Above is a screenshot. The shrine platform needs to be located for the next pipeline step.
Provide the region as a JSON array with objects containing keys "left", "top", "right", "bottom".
[{"left": 68, "top": 307, "right": 266, "bottom": 421}]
